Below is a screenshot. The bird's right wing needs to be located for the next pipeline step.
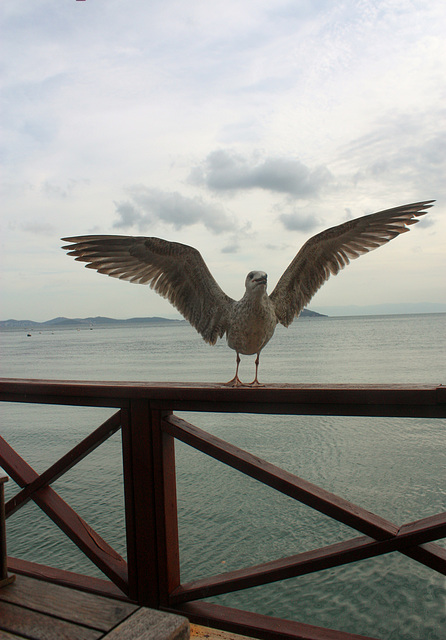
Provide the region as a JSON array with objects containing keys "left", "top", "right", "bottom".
[
  {"left": 62, "top": 235, "right": 235, "bottom": 345},
  {"left": 269, "top": 200, "right": 434, "bottom": 326}
]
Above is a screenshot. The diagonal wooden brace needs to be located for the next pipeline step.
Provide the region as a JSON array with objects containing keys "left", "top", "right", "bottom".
[
  {"left": 4, "top": 411, "right": 121, "bottom": 517},
  {"left": 0, "top": 435, "right": 128, "bottom": 593}
]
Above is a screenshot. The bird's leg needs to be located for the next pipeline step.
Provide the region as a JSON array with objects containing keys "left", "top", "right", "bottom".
[
  {"left": 249, "top": 353, "right": 264, "bottom": 387},
  {"left": 225, "top": 353, "right": 244, "bottom": 386}
]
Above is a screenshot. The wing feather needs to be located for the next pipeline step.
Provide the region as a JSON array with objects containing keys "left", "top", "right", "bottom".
[
  {"left": 270, "top": 200, "right": 434, "bottom": 326},
  {"left": 62, "top": 235, "right": 234, "bottom": 344}
]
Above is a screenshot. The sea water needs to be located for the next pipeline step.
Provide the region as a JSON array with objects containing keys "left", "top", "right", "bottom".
[{"left": 1, "top": 313, "right": 445, "bottom": 639}]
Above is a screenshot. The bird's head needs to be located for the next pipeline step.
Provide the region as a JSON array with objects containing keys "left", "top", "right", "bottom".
[{"left": 245, "top": 270, "right": 268, "bottom": 293}]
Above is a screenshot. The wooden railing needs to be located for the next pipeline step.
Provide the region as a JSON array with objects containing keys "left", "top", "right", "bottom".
[{"left": 0, "top": 378, "right": 445, "bottom": 640}]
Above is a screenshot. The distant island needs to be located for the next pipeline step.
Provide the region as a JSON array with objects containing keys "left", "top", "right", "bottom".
[
  {"left": 0, "top": 309, "right": 325, "bottom": 331},
  {"left": 0, "top": 316, "right": 182, "bottom": 330}
]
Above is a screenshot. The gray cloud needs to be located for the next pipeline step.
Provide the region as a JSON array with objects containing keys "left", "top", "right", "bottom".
[
  {"left": 113, "top": 186, "right": 236, "bottom": 235},
  {"left": 264, "top": 242, "right": 290, "bottom": 251},
  {"left": 114, "top": 202, "right": 142, "bottom": 228},
  {"left": 276, "top": 205, "right": 323, "bottom": 232},
  {"left": 42, "top": 178, "right": 90, "bottom": 200},
  {"left": 221, "top": 220, "right": 255, "bottom": 253},
  {"left": 416, "top": 215, "right": 436, "bottom": 229},
  {"left": 221, "top": 241, "right": 240, "bottom": 254},
  {"left": 190, "top": 149, "right": 334, "bottom": 197},
  {"left": 341, "top": 112, "right": 446, "bottom": 199},
  {"left": 21, "top": 221, "right": 55, "bottom": 235}
]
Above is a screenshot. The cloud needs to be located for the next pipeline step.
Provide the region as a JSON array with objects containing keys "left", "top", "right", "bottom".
[
  {"left": 42, "top": 178, "right": 90, "bottom": 200},
  {"left": 221, "top": 241, "right": 240, "bottom": 254},
  {"left": 264, "top": 242, "right": 290, "bottom": 251},
  {"left": 277, "top": 210, "right": 322, "bottom": 232},
  {"left": 340, "top": 111, "right": 446, "bottom": 199},
  {"left": 114, "top": 202, "right": 142, "bottom": 228},
  {"left": 113, "top": 186, "right": 236, "bottom": 235},
  {"left": 190, "top": 149, "right": 334, "bottom": 197},
  {"left": 416, "top": 215, "right": 436, "bottom": 229},
  {"left": 21, "top": 221, "right": 56, "bottom": 235}
]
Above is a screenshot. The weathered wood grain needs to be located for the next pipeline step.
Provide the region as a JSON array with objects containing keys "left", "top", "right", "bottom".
[
  {"left": 0, "top": 574, "right": 137, "bottom": 631},
  {"left": 103, "top": 607, "right": 189, "bottom": 639},
  {"left": 0, "top": 600, "right": 102, "bottom": 640},
  {"left": 0, "top": 629, "right": 24, "bottom": 639},
  {"left": 6, "top": 557, "right": 125, "bottom": 599}
]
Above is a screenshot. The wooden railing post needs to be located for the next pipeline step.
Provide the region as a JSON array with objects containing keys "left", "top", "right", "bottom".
[
  {"left": 121, "top": 399, "right": 159, "bottom": 606},
  {"left": 0, "top": 472, "right": 15, "bottom": 587},
  {"left": 151, "top": 409, "right": 180, "bottom": 606},
  {"left": 121, "top": 403, "right": 181, "bottom": 607}
]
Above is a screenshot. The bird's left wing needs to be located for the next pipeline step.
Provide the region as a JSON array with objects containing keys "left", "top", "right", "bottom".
[
  {"left": 62, "top": 235, "right": 235, "bottom": 345},
  {"left": 269, "top": 200, "right": 434, "bottom": 326}
]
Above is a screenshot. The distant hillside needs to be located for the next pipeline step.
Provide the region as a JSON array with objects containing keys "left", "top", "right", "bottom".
[
  {"left": 0, "top": 316, "right": 183, "bottom": 330},
  {"left": 300, "top": 309, "right": 325, "bottom": 318},
  {"left": 310, "top": 302, "right": 446, "bottom": 316},
  {"left": 0, "top": 308, "right": 325, "bottom": 330}
]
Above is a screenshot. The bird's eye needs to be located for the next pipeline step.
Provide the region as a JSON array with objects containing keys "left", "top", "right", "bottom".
[{"left": 248, "top": 272, "right": 254, "bottom": 279}]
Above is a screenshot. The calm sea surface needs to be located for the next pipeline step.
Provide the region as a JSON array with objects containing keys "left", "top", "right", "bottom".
[{"left": 1, "top": 313, "right": 445, "bottom": 640}]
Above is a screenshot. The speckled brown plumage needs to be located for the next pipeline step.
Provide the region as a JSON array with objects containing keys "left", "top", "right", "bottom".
[{"left": 62, "top": 199, "right": 434, "bottom": 385}]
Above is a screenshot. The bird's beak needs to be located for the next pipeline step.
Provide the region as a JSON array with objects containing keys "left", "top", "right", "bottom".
[{"left": 255, "top": 275, "right": 267, "bottom": 285}]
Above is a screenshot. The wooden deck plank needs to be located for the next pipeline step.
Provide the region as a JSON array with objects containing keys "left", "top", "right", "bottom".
[
  {"left": 0, "top": 574, "right": 137, "bottom": 632},
  {"left": 0, "top": 600, "right": 102, "bottom": 640},
  {"left": 0, "top": 631, "right": 24, "bottom": 639},
  {"left": 103, "top": 607, "right": 190, "bottom": 639},
  {"left": 0, "top": 573, "right": 190, "bottom": 640}
]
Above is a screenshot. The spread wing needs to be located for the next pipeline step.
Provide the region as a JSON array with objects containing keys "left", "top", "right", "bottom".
[
  {"left": 269, "top": 200, "right": 434, "bottom": 326},
  {"left": 61, "top": 235, "right": 235, "bottom": 345}
]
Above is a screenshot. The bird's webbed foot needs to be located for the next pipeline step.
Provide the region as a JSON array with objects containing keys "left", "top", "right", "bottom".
[
  {"left": 225, "top": 375, "right": 245, "bottom": 387},
  {"left": 247, "top": 378, "right": 264, "bottom": 387}
]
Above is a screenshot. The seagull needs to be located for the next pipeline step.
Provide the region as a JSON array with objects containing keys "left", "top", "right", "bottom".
[{"left": 62, "top": 200, "right": 434, "bottom": 385}]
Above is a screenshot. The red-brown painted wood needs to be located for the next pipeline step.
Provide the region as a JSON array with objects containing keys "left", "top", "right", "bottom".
[
  {"left": 121, "top": 399, "right": 159, "bottom": 606},
  {"left": 162, "top": 414, "right": 398, "bottom": 540},
  {"left": 151, "top": 409, "right": 181, "bottom": 607},
  {"left": 171, "top": 601, "right": 379, "bottom": 640},
  {"left": 7, "top": 557, "right": 127, "bottom": 600},
  {"left": 0, "top": 475, "right": 15, "bottom": 588},
  {"left": 0, "top": 437, "right": 128, "bottom": 592},
  {"left": 170, "top": 512, "right": 446, "bottom": 604},
  {"left": 1, "top": 379, "right": 445, "bottom": 417},
  {"left": 120, "top": 405, "right": 139, "bottom": 602},
  {"left": 0, "top": 378, "right": 444, "bottom": 640},
  {"left": 5, "top": 411, "right": 121, "bottom": 517}
]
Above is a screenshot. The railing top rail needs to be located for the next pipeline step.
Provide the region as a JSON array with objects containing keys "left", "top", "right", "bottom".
[
  {"left": 1, "top": 376, "right": 445, "bottom": 638},
  {"left": 0, "top": 378, "right": 445, "bottom": 416}
]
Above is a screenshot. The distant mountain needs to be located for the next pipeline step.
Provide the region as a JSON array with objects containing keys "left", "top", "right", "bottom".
[
  {"left": 312, "top": 302, "right": 446, "bottom": 316},
  {"left": 0, "top": 316, "right": 183, "bottom": 330},
  {"left": 0, "top": 308, "right": 325, "bottom": 330},
  {"left": 300, "top": 309, "right": 325, "bottom": 318}
]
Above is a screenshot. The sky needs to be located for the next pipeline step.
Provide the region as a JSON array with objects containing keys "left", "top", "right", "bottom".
[{"left": 1, "top": 0, "right": 445, "bottom": 321}]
